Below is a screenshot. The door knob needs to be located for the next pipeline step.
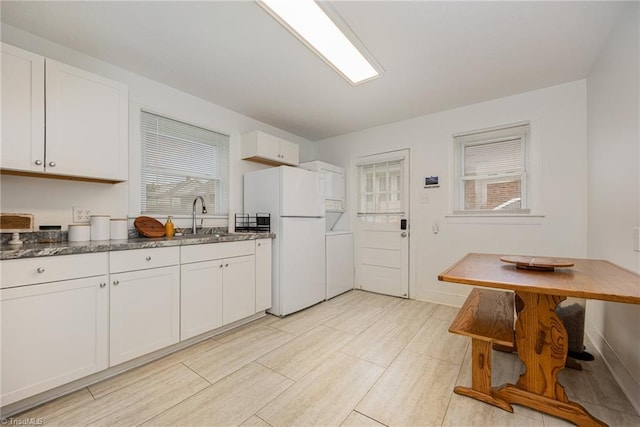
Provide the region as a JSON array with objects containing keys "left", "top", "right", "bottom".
[{"left": 401, "top": 232, "right": 407, "bottom": 237}]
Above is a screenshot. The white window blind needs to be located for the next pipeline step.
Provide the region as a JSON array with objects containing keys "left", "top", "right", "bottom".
[
  {"left": 141, "top": 111, "right": 229, "bottom": 215},
  {"left": 455, "top": 123, "right": 530, "bottom": 213}
]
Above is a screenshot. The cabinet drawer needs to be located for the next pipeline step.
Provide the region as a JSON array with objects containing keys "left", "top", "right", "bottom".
[
  {"left": 109, "top": 247, "right": 179, "bottom": 273},
  {"left": 181, "top": 240, "right": 254, "bottom": 264},
  {"left": 1, "top": 253, "right": 107, "bottom": 289}
]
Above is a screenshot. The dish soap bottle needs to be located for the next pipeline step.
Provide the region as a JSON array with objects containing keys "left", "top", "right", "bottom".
[{"left": 165, "top": 216, "right": 175, "bottom": 237}]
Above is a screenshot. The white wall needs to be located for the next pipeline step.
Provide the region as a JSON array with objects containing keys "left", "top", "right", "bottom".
[
  {"left": 0, "top": 25, "right": 316, "bottom": 230},
  {"left": 586, "top": 3, "right": 640, "bottom": 412},
  {"left": 316, "top": 80, "right": 588, "bottom": 306}
]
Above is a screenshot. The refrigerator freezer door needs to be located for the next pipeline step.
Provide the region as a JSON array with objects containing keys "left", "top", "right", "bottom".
[
  {"left": 280, "top": 167, "right": 324, "bottom": 217},
  {"left": 274, "top": 217, "right": 326, "bottom": 316}
]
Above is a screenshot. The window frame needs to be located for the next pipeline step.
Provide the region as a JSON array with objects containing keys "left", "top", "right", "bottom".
[
  {"left": 454, "top": 123, "right": 531, "bottom": 215},
  {"left": 139, "top": 109, "right": 230, "bottom": 217}
]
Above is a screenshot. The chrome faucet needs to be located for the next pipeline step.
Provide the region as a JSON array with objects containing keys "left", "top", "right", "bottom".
[{"left": 192, "top": 196, "right": 208, "bottom": 234}]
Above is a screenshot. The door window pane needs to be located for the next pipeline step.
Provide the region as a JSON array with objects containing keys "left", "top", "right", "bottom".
[{"left": 358, "top": 160, "right": 403, "bottom": 214}]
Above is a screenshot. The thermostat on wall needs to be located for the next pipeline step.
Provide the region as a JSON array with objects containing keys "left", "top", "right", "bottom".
[{"left": 424, "top": 176, "right": 439, "bottom": 188}]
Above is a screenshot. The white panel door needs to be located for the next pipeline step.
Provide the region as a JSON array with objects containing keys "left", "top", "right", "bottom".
[
  {"left": 355, "top": 150, "right": 410, "bottom": 298},
  {"left": 279, "top": 217, "right": 326, "bottom": 315},
  {"left": 222, "top": 255, "right": 256, "bottom": 325},
  {"left": 45, "top": 59, "right": 128, "bottom": 181},
  {"left": 110, "top": 266, "right": 180, "bottom": 365},
  {"left": 1, "top": 276, "right": 108, "bottom": 405},
  {"left": 181, "top": 260, "right": 223, "bottom": 340},
  {"left": 280, "top": 167, "right": 324, "bottom": 217},
  {"left": 1, "top": 43, "right": 45, "bottom": 173}
]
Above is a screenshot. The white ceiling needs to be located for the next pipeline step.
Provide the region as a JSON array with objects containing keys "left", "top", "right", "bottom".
[{"left": 0, "top": 1, "right": 627, "bottom": 141}]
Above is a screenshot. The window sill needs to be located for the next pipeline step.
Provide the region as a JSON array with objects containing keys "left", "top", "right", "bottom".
[{"left": 445, "top": 214, "right": 545, "bottom": 225}]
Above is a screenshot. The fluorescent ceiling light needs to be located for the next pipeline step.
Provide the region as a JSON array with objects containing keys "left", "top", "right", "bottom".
[{"left": 259, "top": 0, "right": 381, "bottom": 85}]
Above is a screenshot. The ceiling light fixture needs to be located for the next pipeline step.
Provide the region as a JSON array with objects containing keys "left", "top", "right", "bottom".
[{"left": 258, "top": 0, "right": 382, "bottom": 85}]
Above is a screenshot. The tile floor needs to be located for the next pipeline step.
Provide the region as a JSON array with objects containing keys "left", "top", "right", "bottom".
[{"left": 9, "top": 290, "right": 640, "bottom": 426}]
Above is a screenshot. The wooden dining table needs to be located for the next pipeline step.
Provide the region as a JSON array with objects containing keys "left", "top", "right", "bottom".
[{"left": 438, "top": 253, "right": 640, "bottom": 427}]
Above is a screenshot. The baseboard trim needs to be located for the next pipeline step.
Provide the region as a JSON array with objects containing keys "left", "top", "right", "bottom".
[
  {"left": 414, "top": 290, "right": 467, "bottom": 307},
  {"left": 585, "top": 322, "right": 640, "bottom": 416}
]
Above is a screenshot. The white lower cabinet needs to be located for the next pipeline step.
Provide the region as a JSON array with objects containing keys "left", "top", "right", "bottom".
[
  {"left": 255, "top": 239, "right": 272, "bottom": 312},
  {"left": 0, "top": 254, "right": 109, "bottom": 406},
  {"left": 109, "top": 247, "right": 180, "bottom": 366},
  {"left": 222, "top": 255, "right": 256, "bottom": 325},
  {"left": 180, "top": 260, "right": 223, "bottom": 340},
  {"left": 0, "top": 238, "right": 272, "bottom": 408},
  {"left": 110, "top": 266, "right": 180, "bottom": 365},
  {"left": 180, "top": 241, "right": 258, "bottom": 340}
]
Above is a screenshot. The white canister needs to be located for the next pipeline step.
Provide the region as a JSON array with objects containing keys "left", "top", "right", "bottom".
[
  {"left": 68, "top": 224, "right": 91, "bottom": 242},
  {"left": 90, "top": 215, "right": 110, "bottom": 241},
  {"left": 110, "top": 218, "right": 128, "bottom": 240}
]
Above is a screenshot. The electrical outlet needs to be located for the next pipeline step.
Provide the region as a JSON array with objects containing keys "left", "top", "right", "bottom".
[{"left": 73, "top": 207, "right": 91, "bottom": 223}]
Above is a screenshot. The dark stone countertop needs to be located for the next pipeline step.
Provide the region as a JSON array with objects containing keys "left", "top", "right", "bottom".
[{"left": 0, "top": 232, "right": 275, "bottom": 260}]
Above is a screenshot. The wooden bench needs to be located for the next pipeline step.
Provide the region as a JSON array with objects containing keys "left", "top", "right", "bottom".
[{"left": 449, "top": 288, "right": 515, "bottom": 412}]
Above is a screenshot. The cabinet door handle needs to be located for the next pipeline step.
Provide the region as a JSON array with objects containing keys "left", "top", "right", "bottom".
[
  {"left": 35, "top": 160, "right": 43, "bottom": 166},
  {"left": 219, "top": 264, "right": 223, "bottom": 268},
  {"left": 99, "top": 282, "right": 106, "bottom": 288},
  {"left": 225, "top": 263, "right": 229, "bottom": 267},
  {"left": 146, "top": 256, "right": 152, "bottom": 261},
  {"left": 113, "top": 280, "right": 119, "bottom": 286},
  {"left": 257, "top": 242, "right": 261, "bottom": 247},
  {"left": 36, "top": 267, "right": 45, "bottom": 273},
  {"left": 48, "top": 161, "right": 56, "bottom": 167}
]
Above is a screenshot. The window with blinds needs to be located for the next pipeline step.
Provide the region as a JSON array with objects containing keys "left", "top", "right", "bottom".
[
  {"left": 140, "top": 111, "right": 229, "bottom": 215},
  {"left": 455, "top": 123, "right": 530, "bottom": 213}
]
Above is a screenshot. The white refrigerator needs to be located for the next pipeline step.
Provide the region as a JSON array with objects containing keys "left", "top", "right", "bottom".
[{"left": 244, "top": 166, "right": 326, "bottom": 316}]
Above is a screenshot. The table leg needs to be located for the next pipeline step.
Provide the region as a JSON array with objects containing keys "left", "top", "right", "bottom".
[
  {"left": 454, "top": 339, "right": 514, "bottom": 412},
  {"left": 493, "top": 291, "right": 607, "bottom": 427}
]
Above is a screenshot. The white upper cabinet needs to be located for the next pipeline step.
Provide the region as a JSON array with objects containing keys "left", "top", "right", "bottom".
[
  {"left": 45, "top": 59, "right": 128, "bottom": 181},
  {"left": 241, "top": 130, "right": 299, "bottom": 166},
  {"left": 1, "top": 43, "right": 128, "bottom": 182},
  {"left": 1, "top": 44, "right": 45, "bottom": 173}
]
